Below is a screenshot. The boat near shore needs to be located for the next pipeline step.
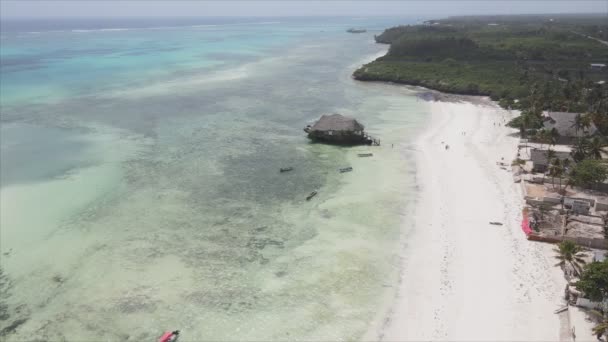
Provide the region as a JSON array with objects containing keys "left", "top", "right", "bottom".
[
  {"left": 306, "top": 190, "right": 318, "bottom": 201},
  {"left": 347, "top": 28, "right": 367, "bottom": 33}
]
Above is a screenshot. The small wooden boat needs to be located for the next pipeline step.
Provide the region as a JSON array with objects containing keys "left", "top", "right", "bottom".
[
  {"left": 339, "top": 167, "right": 353, "bottom": 173},
  {"left": 280, "top": 167, "right": 293, "bottom": 173},
  {"left": 306, "top": 191, "right": 318, "bottom": 201},
  {"left": 489, "top": 222, "right": 503, "bottom": 226},
  {"left": 554, "top": 306, "right": 568, "bottom": 314},
  {"left": 358, "top": 153, "right": 373, "bottom": 157},
  {"left": 159, "top": 330, "right": 180, "bottom": 342}
]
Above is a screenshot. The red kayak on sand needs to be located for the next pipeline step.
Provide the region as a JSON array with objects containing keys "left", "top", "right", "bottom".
[{"left": 159, "top": 330, "right": 180, "bottom": 342}]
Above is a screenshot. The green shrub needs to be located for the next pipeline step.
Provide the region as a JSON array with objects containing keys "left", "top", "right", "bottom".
[{"left": 569, "top": 159, "right": 608, "bottom": 189}]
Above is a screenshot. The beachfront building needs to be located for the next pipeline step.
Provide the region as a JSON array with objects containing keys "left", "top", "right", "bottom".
[
  {"left": 304, "top": 113, "right": 377, "bottom": 145},
  {"left": 542, "top": 111, "right": 598, "bottom": 144},
  {"left": 530, "top": 148, "right": 572, "bottom": 173},
  {"left": 590, "top": 63, "right": 606, "bottom": 70}
]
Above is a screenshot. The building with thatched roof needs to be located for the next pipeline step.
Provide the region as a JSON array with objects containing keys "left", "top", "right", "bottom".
[
  {"left": 530, "top": 148, "right": 572, "bottom": 173},
  {"left": 304, "top": 114, "right": 376, "bottom": 145},
  {"left": 542, "top": 112, "right": 598, "bottom": 144}
]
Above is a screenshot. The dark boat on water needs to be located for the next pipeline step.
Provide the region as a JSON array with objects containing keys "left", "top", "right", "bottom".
[
  {"left": 347, "top": 28, "right": 367, "bottom": 33},
  {"left": 357, "top": 153, "right": 373, "bottom": 157},
  {"left": 339, "top": 167, "right": 353, "bottom": 173},
  {"left": 306, "top": 191, "right": 318, "bottom": 201},
  {"left": 280, "top": 167, "right": 294, "bottom": 173}
]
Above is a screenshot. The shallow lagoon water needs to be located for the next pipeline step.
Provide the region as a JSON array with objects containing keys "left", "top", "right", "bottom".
[{"left": 0, "top": 17, "right": 429, "bottom": 340}]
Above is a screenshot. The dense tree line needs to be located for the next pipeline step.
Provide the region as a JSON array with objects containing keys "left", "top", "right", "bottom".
[
  {"left": 354, "top": 16, "right": 608, "bottom": 184},
  {"left": 354, "top": 15, "right": 608, "bottom": 127}
]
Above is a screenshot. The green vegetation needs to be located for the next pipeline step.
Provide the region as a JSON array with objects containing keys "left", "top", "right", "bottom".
[
  {"left": 553, "top": 240, "right": 587, "bottom": 276},
  {"left": 568, "top": 159, "right": 608, "bottom": 189},
  {"left": 354, "top": 14, "right": 608, "bottom": 131},
  {"left": 356, "top": 14, "right": 608, "bottom": 195},
  {"left": 549, "top": 155, "right": 570, "bottom": 194},
  {"left": 577, "top": 259, "right": 608, "bottom": 339},
  {"left": 507, "top": 109, "right": 544, "bottom": 134},
  {"left": 576, "top": 259, "right": 608, "bottom": 302},
  {"left": 588, "top": 137, "right": 608, "bottom": 159},
  {"left": 565, "top": 136, "right": 608, "bottom": 162},
  {"left": 590, "top": 310, "right": 608, "bottom": 340}
]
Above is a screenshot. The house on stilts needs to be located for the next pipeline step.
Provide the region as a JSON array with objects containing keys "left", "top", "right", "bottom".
[{"left": 304, "top": 113, "right": 379, "bottom": 146}]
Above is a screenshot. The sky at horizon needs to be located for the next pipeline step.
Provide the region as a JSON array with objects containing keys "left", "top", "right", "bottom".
[{"left": 1, "top": 1, "right": 607, "bottom": 19}]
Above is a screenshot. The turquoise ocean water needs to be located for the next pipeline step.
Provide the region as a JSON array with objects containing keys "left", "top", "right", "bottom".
[{"left": 0, "top": 17, "right": 429, "bottom": 340}]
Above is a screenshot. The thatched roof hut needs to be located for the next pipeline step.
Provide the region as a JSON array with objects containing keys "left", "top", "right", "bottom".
[
  {"left": 304, "top": 114, "right": 376, "bottom": 145},
  {"left": 542, "top": 112, "right": 598, "bottom": 144},
  {"left": 310, "top": 114, "right": 364, "bottom": 132}
]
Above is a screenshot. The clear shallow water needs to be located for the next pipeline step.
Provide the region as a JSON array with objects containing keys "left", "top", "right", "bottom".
[{"left": 0, "top": 17, "right": 429, "bottom": 340}]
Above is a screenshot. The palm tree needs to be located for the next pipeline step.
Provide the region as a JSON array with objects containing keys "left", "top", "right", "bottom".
[
  {"left": 546, "top": 148, "right": 556, "bottom": 161},
  {"left": 561, "top": 158, "right": 572, "bottom": 194},
  {"left": 572, "top": 113, "right": 585, "bottom": 137},
  {"left": 581, "top": 113, "right": 593, "bottom": 134},
  {"left": 571, "top": 137, "right": 589, "bottom": 162},
  {"left": 554, "top": 240, "right": 587, "bottom": 276},
  {"left": 548, "top": 155, "right": 561, "bottom": 189},
  {"left": 550, "top": 127, "right": 560, "bottom": 145},
  {"left": 536, "top": 130, "right": 551, "bottom": 150},
  {"left": 589, "top": 111, "right": 606, "bottom": 135},
  {"left": 543, "top": 148, "right": 556, "bottom": 183},
  {"left": 521, "top": 112, "right": 535, "bottom": 139},
  {"left": 587, "top": 136, "right": 607, "bottom": 160},
  {"left": 589, "top": 310, "right": 608, "bottom": 340}
]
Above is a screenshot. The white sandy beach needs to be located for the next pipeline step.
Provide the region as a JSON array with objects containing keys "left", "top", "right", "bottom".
[{"left": 375, "top": 99, "right": 595, "bottom": 341}]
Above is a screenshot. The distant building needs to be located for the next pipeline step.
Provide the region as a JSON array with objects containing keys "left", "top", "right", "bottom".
[
  {"left": 542, "top": 111, "right": 598, "bottom": 144},
  {"left": 304, "top": 114, "right": 376, "bottom": 145},
  {"left": 591, "top": 63, "right": 606, "bottom": 70},
  {"left": 530, "top": 148, "right": 572, "bottom": 173}
]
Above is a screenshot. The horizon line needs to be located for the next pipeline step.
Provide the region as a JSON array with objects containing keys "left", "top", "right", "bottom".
[{"left": 2, "top": 12, "right": 606, "bottom": 19}]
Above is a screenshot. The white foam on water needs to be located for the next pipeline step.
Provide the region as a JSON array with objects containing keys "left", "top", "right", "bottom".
[{"left": 100, "top": 56, "right": 270, "bottom": 100}]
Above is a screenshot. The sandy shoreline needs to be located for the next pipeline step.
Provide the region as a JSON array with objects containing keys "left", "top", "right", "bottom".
[
  {"left": 369, "top": 98, "right": 589, "bottom": 341},
  {"left": 351, "top": 45, "right": 593, "bottom": 341}
]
